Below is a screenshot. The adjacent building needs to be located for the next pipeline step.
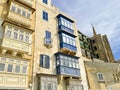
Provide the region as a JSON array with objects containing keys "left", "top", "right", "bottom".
[
  {"left": 85, "top": 60, "right": 120, "bottom": 90},
  {"left": 78, "top": 25, "right": 115, "bottom": 63},
  {"left": 0, "top": 0, "right": 35, "bottom": 90}
]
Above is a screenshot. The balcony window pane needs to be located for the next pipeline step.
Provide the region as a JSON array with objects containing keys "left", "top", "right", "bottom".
[
  {"left": 22, "top": 66, "right": 27, "bottom": 74},
  {"left": 15, "top": 65, "right": 20, "bottom": 73},
  {"left": 11, "top": 6, "right": 16, "bottom": 12},
  {"left": 22, "top": 10, "right": 26, "bottom": 17},
  {"left": 7, "top": 64, "right": 13, "bottom": 72},
  {"left": 48, "top": 83, "right": 52, "bottom": 90},
  {"left": 25, "top": 36, "right": 29, "bottom": 42},
  {"left": 1, "top": 57, "right": 6, "bottom": 61},
  {"left": 27, "top": 13, "right": 31, "bottom": 18},
  {"left": 17, "top": 8, "right": 21, "bottom": 15},
  {"left": 6, "top": 30, "right": 11, "bottom": 37},
  {"left": 19, "top": 34, "right": 23, "bottom": 41},
  {"left": 13, "top": 32, "right": 18, "bottom": 39},
  {"left": 0, "top": 63, "right": 5, "bottom": 71}
]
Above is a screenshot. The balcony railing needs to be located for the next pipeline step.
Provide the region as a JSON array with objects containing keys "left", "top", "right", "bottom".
[
  {"left": 17, "top": 0, "right": 33, "bottom": 6},
  {"left": 60, "top": 42, "right": 77, "bottom": 52},
  {"left": 57, "top": 66, "right": 80, "bottom": 77},
  {"left": 0, "top": 37, "right": 30, "bottom": 53},
  {"left": 59, "top": 25, "right": 74, "bottom": 35},
  {"left": 44, "top": 38, "right": 52, "bottom": 48},
  {"left": 7, "top": 11, "right": 31, "bottom": 27}
]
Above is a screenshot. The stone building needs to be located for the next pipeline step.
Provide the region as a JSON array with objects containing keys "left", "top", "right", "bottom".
[
  {"left": 78, "top": 25, "right": 115, "bottom": 63},
  {"left": 0, "top": 0, "right": 35, "bottom": 90},
  {"left": 85, "top": 60, "right": 120, "bottom": 90}
]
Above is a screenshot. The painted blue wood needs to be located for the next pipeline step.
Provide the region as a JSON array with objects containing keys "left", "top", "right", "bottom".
[
  {"left": 57, "top": 66, "right": 80, "bottom": 77},
  {"left": 46, "top": 55, "right": 50, "bottom": 68},
  {"left": 59, "top": 25, "right": 74, "bottom": 35},
  {"left": 43, "top": 11, "right": 48, "bottom": 21},
  {"left": 43, "top": 0, "right": 48, "bottom": 4},
  {"left": 60, "top": 42, "right": 77, "bottom": 52}
]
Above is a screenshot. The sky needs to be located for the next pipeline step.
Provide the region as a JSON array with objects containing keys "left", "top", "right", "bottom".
[{"left": 52, "top": 0, "right": 120, "bottom": 61}]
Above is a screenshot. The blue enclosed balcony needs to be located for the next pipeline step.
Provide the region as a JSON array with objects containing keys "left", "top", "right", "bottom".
[
  {"left": 59, "top": 25, "right": 74, "bottom": 35},
  {"left": 55, "top": 52, "right": 80, "bottom": 77},
  {"left": 57, "top": 66, "right": 80, "bottom": 77},
  {"left": 60, "top": 42, "right": 77, "bottom": 52}
]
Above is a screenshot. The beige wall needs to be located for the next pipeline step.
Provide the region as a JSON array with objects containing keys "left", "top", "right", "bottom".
[{"left": 85, "top": 61, "right": 120, "bottom": 90}]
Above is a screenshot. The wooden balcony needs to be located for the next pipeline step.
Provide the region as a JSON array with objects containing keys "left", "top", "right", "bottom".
[{"left": 7, "top": 11, "right": 31, "bottom": 27}]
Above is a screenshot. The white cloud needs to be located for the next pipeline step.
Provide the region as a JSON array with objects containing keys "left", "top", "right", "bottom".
[{"left": 52, "top": 0, "right": 120, "bottom": 60}]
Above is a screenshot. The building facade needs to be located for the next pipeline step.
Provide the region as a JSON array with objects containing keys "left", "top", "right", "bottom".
[
  {"left": 33, "top": 0, "right": 86, "bottom": 90},
  {"left": 0, "top": 0, "right": 118, "bottom": 90},
  {"left": 85, "top": 60, "right": 120, "bottom": 90},
  {"left": 0, "top": 0, "right": 35, "bottom": 90},
  {"left": 78, "top": 26, "right": 115, "bottom": 63}
]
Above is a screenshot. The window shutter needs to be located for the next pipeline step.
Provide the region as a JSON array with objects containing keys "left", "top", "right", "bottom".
[
  {"left": 46, "top": 12, "right": 48, "bottom": 21},
  {"left": 40, "top": 55, "right": 44, "bottom": 67},
  {"left": 43, "top": 11, "right": 45, "bottom": 20},
  {"left": 45, "top": 55, "right": 50, "bottom": 68}
]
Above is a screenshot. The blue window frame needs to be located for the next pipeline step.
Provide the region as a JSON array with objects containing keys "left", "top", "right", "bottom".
[
  {"left": 43, "top": 0, "right": 48, "bottom": 4},
  {"left": 40, "top": 54, "right": 50, "bottom": 68},
  {"left": 55, "top": 52, "right": 80, "bottom": 76},
  {"left": 43, "top": 11, "right": 48, "bottom": 21},
  {"left": 45, "top": 31, "right": 52, "bottom": 45}
]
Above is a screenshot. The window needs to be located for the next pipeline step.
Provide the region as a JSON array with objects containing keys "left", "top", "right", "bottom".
[
  {"left": 40, "top": 54, "right": 50, "bottom": 68},
  {"left": 13, "top": 32, "right": 18, "bottom": 39},
  {"left": 0, "top": 63, "right": 5, "bottom": 71},
  {"left": 96, "top": 54, "right": 99, "bottom": 58},
  {"left": 27, "top": 13, "right": 31, "bottom": 18},
  {"left": 6, "top": 30, "right": 11, "bottom": 37},
  {"left": 7, "top": 64, "right": 13, "bottom": 72},
  {"left": 48, "top": 83, "right": 52, "bottom": 90},
  {"left": 43, "top": 0, "right": 48, "bottom": 4},
  {"left": 45, "top": 31, "right": 52, "bottom": 45},
  {"left": 43, "top": 11, "right": 48, "bottom": 21},
  {"left": 40, "top": 76, "right": 57, "bottom": 90},
  {"left": 22, "top": 10, "right": 26, "bottom": 17},
  {"left": 17, "top": 8, "right": 21, "bottom": 14},
  {"left": 59, "top": 17, "right": 73, "bottom": 30},
  {"left": 19, "top": 34, "right": 23, "bottom": 41},
  {"left": 97, "top": 73, "right": 104, "bottom": 82},
  {"left": 22, "top": 66, "right": 27, "bottom": 74},
  {"left": 25, "top": 36, "right": 29, "bottom": 42},
  {"left": 11, "top": 6, "right": 16, "bottom": 12},
  {"left": 61, "top": 33, "right": 76, "bottom": 46},
  {"left": 11, "top": 4, "right": 31, "bottom": 18},
  {"left": 15, "top": 65, "right": 20, "bottom": 73},
  {"left": 94, "top": 46, "right": 97, "bottom": 50}
]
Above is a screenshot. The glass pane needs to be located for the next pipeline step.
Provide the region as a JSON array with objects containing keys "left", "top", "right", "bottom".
[
  {"left": 6, "top": 30, "right": 11, "bottom": 37},
  {"left": 22, "top": 10, "right": 26, "bottom": 17},
  {"left": 41, "top": 80, "right": 46, "bottom": 90},
  {"left": 1, "top": 57, "right": 6, "bottom": 61},
  {"left": 11, "top": 6, "right": 16, "bottom": 12},
  {"left": 0, "top": 63, "right": 5, "bottom": 71},
  {"left": 27, "top": 13, "right": 31, "bottom": 18},
  {"left": 25, "top": 36, "right": 29, "bottom": 42},
  {"left": 22, "top": 66, "right": 27, "bottom": 74},
  {"left": 13, "top": 32, "right": 18, "bottom": 39},
  {"left": 15, "top": 65, "right": 20, "bottom": 73},
  {"left": 19, "top": 34, "right": 23, "bottom": 41},
  {"left": 17, "top": 8, "right": 21, "bottom": 14},
  {"left": 48, "top": 83, "right": 52, "bottom": 90},
  {"left": 7, "top": 64, "right": 13, "bottom": 72}
]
